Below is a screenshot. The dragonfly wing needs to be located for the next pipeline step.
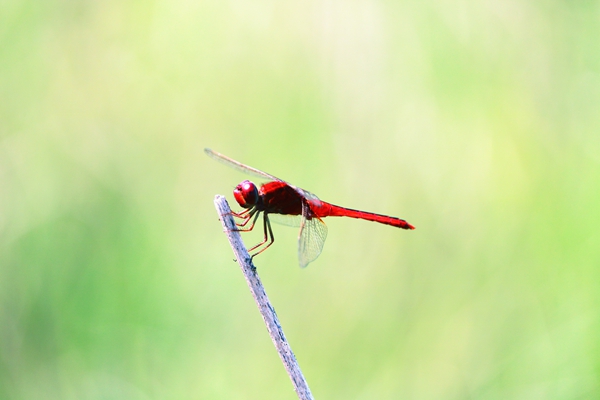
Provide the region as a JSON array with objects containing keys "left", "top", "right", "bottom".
[
  {"left": 297, "top": 202, "right": 328, "bottom": 268},
  {"left": 204, "top": 148, "right": 283, "bottom": 182},
  {"left": 295, "top": 186, "right": 320, "bottom": 202},
  {"left": 269, "top": 213, "right": 302, "bottom": 227}
]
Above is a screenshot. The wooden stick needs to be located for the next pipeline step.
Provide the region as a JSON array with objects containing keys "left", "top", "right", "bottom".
[{"left": 213, "top": 195, "right": 314, "bottom": 400}]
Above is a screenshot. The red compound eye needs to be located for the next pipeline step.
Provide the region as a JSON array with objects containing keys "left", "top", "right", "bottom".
[{"left": 233, "top": 180, "right": 258, "bottom": 208}]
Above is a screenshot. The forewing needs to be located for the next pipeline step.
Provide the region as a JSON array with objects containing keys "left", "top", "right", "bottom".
[
  {"left": 204, "top": 148, "right": 282, "bottom": 182},
  {"left": 297, "top": 202, "right": 328, "bottom": 268},
  {"left": 295, "top": 186, "right": 320, "bottom": 202}
]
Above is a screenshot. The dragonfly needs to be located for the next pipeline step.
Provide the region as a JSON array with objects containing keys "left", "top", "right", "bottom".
[{"left": 205, "top": 148, "right": 415, "bottom": 268}]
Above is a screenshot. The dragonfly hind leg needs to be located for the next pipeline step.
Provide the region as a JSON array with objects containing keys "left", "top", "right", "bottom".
[{"left": 248, "top": 213, "right": 274, "bottom": 260}]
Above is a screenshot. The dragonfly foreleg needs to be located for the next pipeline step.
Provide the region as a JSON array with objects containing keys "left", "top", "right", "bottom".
[
  {"left": 224, "top": 208, "right": 256, "bottom": 229},
  {"left": 233, "top": 209, "right": 260, "bottom": 232},
  {"left": 227, "top": 207, "right": 251, "bottom": 220}
]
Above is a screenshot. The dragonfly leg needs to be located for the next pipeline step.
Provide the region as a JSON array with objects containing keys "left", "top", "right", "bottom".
[
  {"left": 223, "top": 208, "right": 250, "bottom": 221},
  {"left": 231, "top": 208, "right": 251, "bottom": 218},
  {"left": 231, "top": 209, "right": 260, "bottom": 232},
  {"left": 226, "top": 208, "right": 252, "bottom": 224},
  {"left": 224, "top": 208, "right": 257, "bottom": 230},
  {"left": 248, "top": 213, "right": 275, "bottom": 258}
]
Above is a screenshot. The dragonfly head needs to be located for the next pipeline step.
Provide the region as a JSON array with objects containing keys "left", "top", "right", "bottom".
[{"left": 233, "top": 180, "right": 259, "bottom": 208}]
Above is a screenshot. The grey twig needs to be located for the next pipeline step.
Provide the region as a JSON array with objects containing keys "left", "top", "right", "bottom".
[{"left": 213, "top": 195, "right": 314, "bottom": 400}]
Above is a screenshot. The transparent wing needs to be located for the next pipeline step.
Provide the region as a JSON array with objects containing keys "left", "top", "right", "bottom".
[
  {"left": 298, "top": 202, "right": 328, "bottom": 268},
  {"left": 269, "top": 214, "right": 302, "bottom": 227},
  {"left": 205, "top": 148, "right": 283, "bottom": 182},
  {"left": 295, "top": 186, "right": 320, "bottom": 202}
]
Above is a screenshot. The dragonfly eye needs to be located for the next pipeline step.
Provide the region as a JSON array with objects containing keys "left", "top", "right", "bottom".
[{"left": 233, "top": 180, "right": 259, "bottom": 208}]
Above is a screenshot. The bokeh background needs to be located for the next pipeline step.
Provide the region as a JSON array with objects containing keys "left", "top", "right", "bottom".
[{"left": 1, "top": 1, "right": 599, "bottom": 399}]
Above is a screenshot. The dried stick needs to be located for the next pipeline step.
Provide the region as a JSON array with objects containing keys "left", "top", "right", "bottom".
[{"left": 213, "top": 195, "right": 314, "bottom": 400}]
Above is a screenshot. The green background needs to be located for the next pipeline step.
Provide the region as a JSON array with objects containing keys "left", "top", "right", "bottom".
[{"left": 1, "top": 1, "right": 599, "bottom": 399}]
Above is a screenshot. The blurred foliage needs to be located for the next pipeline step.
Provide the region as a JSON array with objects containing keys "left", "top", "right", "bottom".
[{"left": 1, "top": 0, "right": 599, "bottom": 399}]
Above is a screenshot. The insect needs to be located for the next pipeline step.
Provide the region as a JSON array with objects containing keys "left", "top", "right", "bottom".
[{"left": 206, "top": 148, "right": 414, "bottom": 267}]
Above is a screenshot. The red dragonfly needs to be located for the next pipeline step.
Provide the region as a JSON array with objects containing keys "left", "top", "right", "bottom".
[{"left": 206, "top": 148, "right": 415, "bottom": 267}]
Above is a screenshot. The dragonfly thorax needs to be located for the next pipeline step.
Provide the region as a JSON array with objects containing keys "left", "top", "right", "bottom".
[{"left": 234, "top": 180, "right": 259, "bottom": 208}]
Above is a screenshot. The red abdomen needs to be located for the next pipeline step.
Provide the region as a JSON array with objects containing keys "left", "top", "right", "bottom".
[{"left": 311, "top": 201, "right": 415, "bottom": 230}]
